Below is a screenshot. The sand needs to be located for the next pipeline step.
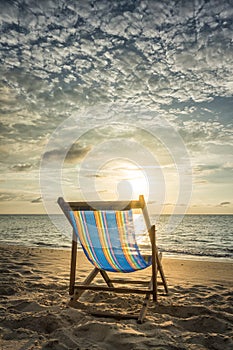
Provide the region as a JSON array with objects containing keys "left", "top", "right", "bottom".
[{"left": 0, "top": 244, "right": 232, "bottom": 350}]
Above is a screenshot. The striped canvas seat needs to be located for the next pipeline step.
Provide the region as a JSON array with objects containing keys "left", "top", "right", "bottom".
[{"left": 69, "top": 209, "right": 151, "bottom": 272}]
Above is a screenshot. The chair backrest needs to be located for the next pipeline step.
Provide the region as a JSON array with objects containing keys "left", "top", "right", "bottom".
[{"left": 58, "top": 195, "right": 152, "bottom": 272}]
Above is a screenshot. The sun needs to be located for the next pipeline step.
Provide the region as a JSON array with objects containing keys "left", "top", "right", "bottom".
[
  {"left": 116, "top": 162, "right": 149, "bottom": 200},
  {"left": 127, "top": 169, "right": 149, "bottom": 199},
  {"left": 94, "top": 159, "right": 149, "bottom": 201}
]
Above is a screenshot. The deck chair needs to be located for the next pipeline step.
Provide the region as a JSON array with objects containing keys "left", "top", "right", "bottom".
[{"left": 58, "top": 195, "right": 168, "bottom": 323}]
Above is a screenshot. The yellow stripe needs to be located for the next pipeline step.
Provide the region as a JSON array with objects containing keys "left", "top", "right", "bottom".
[
  {"left": 94, "top": 212, "right": 120, "bottom": 271},
  {"left": 117, "top": 211, "right": 138, "bottom": 270},
  {"left": 74, "top": 211, "right": 98, "bottom": 267},
  {"left": 124, "top": 211, "right": 141, "bottom": 269},
  {"left": 116, "top": 211, "right": 135, "bottom": 269}
]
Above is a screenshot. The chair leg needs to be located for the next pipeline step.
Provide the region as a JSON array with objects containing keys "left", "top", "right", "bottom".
[
  {"left": 69, "top": 236, "right": 77, "bottom": 295},
  {"left": 137, "top": 293, "right": 151, "bottom": 324},
  {"left": 70, "top": 267, "right": 99, "bottom": 302},
  {"left": 137, "top": 279, "right": 153, "bottom": 323},
  {"left": 156, "top": 249, "right": 168, "bottom": 294},
  {"left": 138, "top": 250, "right": 168, "bottom": 323},
  {"left": 99, "top": 270, "right": 114, "bottom": 287},
  {"left": 150, "top": 225, "right": 157, "bottom": 302}
]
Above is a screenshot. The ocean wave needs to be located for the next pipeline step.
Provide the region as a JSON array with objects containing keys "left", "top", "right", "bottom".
[{"left": 0, "top": 214, "right": 232, "bottom": 261}]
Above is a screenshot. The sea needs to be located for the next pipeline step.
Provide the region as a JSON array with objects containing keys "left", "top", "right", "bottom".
[{"left": 0, "top": 214, "right": 232, "bottom": 262}]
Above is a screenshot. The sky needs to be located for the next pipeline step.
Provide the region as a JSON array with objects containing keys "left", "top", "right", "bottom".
[{"left": 0, "top": 0, "right": 232, "bottom": 215}]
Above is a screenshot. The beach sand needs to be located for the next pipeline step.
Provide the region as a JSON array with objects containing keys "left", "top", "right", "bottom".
[{"left": 0, "top": 244, "right": 232, "bottom": 350}]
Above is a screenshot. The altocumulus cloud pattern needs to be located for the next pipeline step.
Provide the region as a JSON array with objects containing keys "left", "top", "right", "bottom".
[
  {"left": 0, "top": 0, "right": 232, "bottom": 211},
  {"left": 1, "top": 0, "right": 233, "bottom": 114}
]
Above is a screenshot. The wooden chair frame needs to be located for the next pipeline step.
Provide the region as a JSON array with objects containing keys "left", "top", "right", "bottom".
[{"left": 58, "top": 195, "right": 168, "bottom": 323}]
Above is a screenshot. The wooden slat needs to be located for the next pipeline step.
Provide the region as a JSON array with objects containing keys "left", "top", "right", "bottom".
[
  {"left": 58, "top": 197, "right": 143, "bottom": 211},
  {"left": 91, "top": 311, "right": 139, "bottom": 320},
  {"left": 74, "top": 285, "right": 153, "bottom": 295},
  {"left": 110, "top": 279, "right": 149, "bottom": 285},
  {"left": 140, "top": 195, "right": 152, "bottom": 231},
  {"left": 109, "top": 279, "right": 164, "bottom": 286}
]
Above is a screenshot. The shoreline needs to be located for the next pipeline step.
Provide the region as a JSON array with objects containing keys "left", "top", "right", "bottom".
[
  {"left": 1, "top": 241, "right": 232, "bottom": 264},
  {"left": 1, "top": 243, "right": 233, "bottom": 289}
]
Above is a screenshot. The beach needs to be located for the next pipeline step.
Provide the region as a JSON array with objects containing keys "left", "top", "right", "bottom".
[
  {"left": 0, "top": 244, "right": 232, "bottom": 350},
  {"left": 1, "top": 0, "right": 233, "bottom": 349}
]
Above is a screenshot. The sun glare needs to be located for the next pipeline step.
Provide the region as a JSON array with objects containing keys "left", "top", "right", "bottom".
[
  {"left": 95, "top": 160, "right": 149, "bottom": 201},
  {"left": 127, "top": 169, "right": 149, "bottom": 199}
]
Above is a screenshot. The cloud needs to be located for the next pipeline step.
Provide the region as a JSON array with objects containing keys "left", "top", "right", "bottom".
[
  {"left": 43, "top": 142, "right": 91, "bottom": 163},
  {"left": 0, "top": 0, "right": 232, "bottom": 148},
  {"left": 31, "top": 196, "right": 42, "bottom": 203},
  {"left": 0, "top": 0, "right": 232, "bottom": 113},
  {"left": 193, "top": 161, "right": 233, "bottom": 184},
  {"left": 11, "top": 163, "right": 33, "bottom": 171},
  {"left": 194, "top": 164, "right": 220, "bottom": 174},
  {"left": 219, "top": 201, "right": 231, "bottom": 207},
  {"left": 0, "top": 0, "right": 232, "bottom": 213},
  {"left": 0, "top": 190, "right": 33, "bottom": 202},
  {"left": 0, "top": 192, "right": 16, "bottom": 201},
  {"left": 65, "top": 143, "right": 91, "bottom": 163}
]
